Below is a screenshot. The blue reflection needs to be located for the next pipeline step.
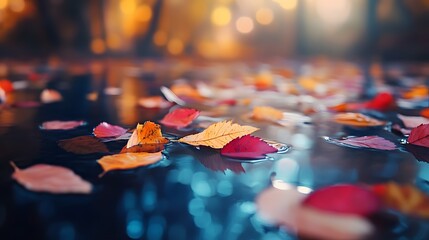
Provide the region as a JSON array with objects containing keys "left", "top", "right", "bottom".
[
  {"left": 239, "top": 202, "right": 256, "bottom": 214},
  {"left": 127, "top": 220, "right": 144, "bottom": 239},
  {"left": 168, "top": 224, "right": 186, "bottom": 240},
  {"left": 141, "top": 182, "right": 157, "bottom": 212},
  {"left": 191, "top": 172, "right": 214, "bottom": 197},
  {"left": 123, "top": 191, "right": 137, "bottom": 210},
  {"left": 217, "top": 180, "right": 233, "bottom": 197},
  {"left": 188, "top": 198, "right": 205, "bottom": 216},
  {"left": 147, "top": 215, "right": 166, "bottom": 240},
  {"left": 59, "top": 223, "right": 76, "bottom": 240},
  {"left": 177, "top": 168, "right": 193, "bottom": 185},
  {"left": 194, "top": 211, "right": 212, "bottom": 228}
]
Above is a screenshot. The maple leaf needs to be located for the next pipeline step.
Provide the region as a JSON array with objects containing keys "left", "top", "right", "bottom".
[
  {"left": 11, "top": 162, "right": 92, "bottom": 194},
  {"left": 371, "top": 182, "right": 429, "bottom": 218},
  {"left": 59, "top": 136, "right": 109, "bottom": 154},
  {"left": 178, "top": 120, "right": 259, "bottom": 149},
  {"left": 126, "top": 121, "right": 169, "bottom": 148},
  {"left": 160, "top": 108, "right": 200, "bottom": 128},
  {"left": 407, "top": 124, "right": 429, "bottom": 147},
  {"left": 333, "top": 113, "right": 385, "bottom": 127},
  {"left": 97, "top": 152, "right": 163, "bottom": 176},
  {"left": 93, "top": 122, "right": 127, "bottom": 138},
  {"left": 324, "top": 136, "right": 396, "bottom": 150},
  {"left": 221, "top": 135, "right": 277, "bottom": 159},
  {"left": 40, "top": 120, "right": 86, "bottom": 130}
]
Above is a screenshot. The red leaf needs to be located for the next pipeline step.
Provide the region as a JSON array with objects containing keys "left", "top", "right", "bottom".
[
  {"left": 326, "top": 136, "right": 396, "bottom": 150},
  {"left": 11, "top": 162, "right": 92, "bottom": 194},
  {"left": 303, "top": 184, "right": 381, "bottom": 216},
  {"left": 363, "top": 92, "right": 395, "bottom": 111},
  {"left": 408, "top": 124, "right": 429, "bottom": 147},
  {"left": 160, "top": 108, "right": 200, "bottom": 128},
  {"left": 40, "top": 120, "right": 86, "bottom": 130},
  {"left": 59, "top": 136, "right": 109, "bottom": 154},
  {"left": 221, "top": 135, "right": 277, "bottom": 159},
  {"left": 93, "top": 122, "right": 127, "bottom": 138}
]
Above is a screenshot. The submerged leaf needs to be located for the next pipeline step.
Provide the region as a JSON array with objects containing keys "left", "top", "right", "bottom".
[
  {"left": 97, "top": 152, "right": 162, "bottom": 175},
  {"left": 160, "top": 108, "right": 200, "bottom": 128},
  {"left": 59, "top": 136, "right": 109, "bottom": 154},
  {"left": 126, "top": 121, "right": 169, "bottom": 148},
  {"left": 371, "top": 182, "right": 429, "bottom": 218},
  {"left": 93, "top": 122, "right": 127, "bottom": 138},
  {"left": 407, "top": 124, "right": 429, "bottom": 147},
  {"left": 221, "top": 135, "right": 277, "bottom": 159},
  {"left": 11, "top": 162, "right": 92, "bottom": 194},
  {"left": 40, "top": 120, "right": 86, "bottom": 130},
  {"left": 333, "top": 113, "right": 385, "bottom": 127},
  {"left": 178, "top": 120, "right": 259, "bottom": 149},
  {"left": 325, "top": 136, "right": 396, "bottom": 150}
]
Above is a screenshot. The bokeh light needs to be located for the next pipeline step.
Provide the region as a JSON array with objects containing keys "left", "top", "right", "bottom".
[
  {"left": 314, "top": 0, "right": 352, "bottom": 27},
  {"left": 10, "top": 0, "right": 25, "bottom": 12},
  {"left": 91, "top": 38, "right": 106, "bottom": 54},
  {"left": 236, "top": 17, "right": 254, "bottom": 34},
  {"left": 0, "top": 0, "right": 8, "bottom": 10},
  {"left": 167, "top": 38, "right": 184, "bottom": 55},
  {"left": 211, "top": 6, "right": 231, "bottom": 26},
  {"left": 153, "top": 31, "right": 167, "bottom": 46},
  {"left": 256, "top": 8, "right": 274, "bottom": 25},
  {"left": 274, "top": 0, "right": 297, "bottom": 10},
  {"left": 136, "top": 4, "right": 152, "bottom": 22}
]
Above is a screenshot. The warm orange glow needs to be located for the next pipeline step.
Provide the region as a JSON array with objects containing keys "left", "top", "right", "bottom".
[
  {"left": 107, "top": 35, "right": 121, "bottom": 50},
  {"left": 167, "top": 38, "right": 184, "bottom": 55},
  {"left": 314, "top": 0, "right": 351, "bottom": 26},
  {"left": 153, "top": 31, "right": 167, "bottom": 46},
  {"left": 274, "top": 0, "right": 297, "bottom": 10},
  {"left": 236, "top": 17, "right": 254, "bottom": 34},
  {"left": 256, "top": 8, "right": 274, "bottom": 25},
  {"left": 91, "top": 38, "right": 106, "bottom": 54},
  {"left": 10, "top": 0, "right": 24, "bottom": 12},
  {"left": 0, "top": 0, "right": 8, "bottom": 10},
  {"left": 120, "top": 0, "right": 136, "bottom": 14},
  {"left": 136, "top": 4, "right": 152, "bottom": 22},
  {"left": 211, "top": 6, "right": 231, "bottom": 26}
]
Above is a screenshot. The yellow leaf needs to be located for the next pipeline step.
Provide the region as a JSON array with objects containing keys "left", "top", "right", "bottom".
[
  {"left": 126, "top": 121, "right": 169, "bottom": 148},
  {"left": 333, "top": 113, "right": 385, "bottom": 127},
  {"left": 252, "top": 106, "right": 283, "bottom": 122},
  {"left": 98, "top": 152, "right": 163, "bottom": 176},
  {"left": 178, "top": 120, "right": 259, "bottom": 149}
]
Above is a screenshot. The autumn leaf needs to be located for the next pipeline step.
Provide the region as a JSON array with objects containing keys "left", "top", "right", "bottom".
[
  {"left": 178, "top": 120, "right": 259, "bottom": 149},
  {"left": 126, "top": 121, "right": 169, "bottom": 148},
  {"left": 251, "top": 106, "right": 283, "bottom": 122},
  {"left": 11, "top": 162, "right": 92, "bottom": 194},
  {"left": 40, "top": 120, "right": 86, "bottom": 130},
  {"left": 398, "top": 114, "right": 429, "bottom": 129},
  {"left": 303, "top": 184, "right": 381, "bottom": 216},
  {"left": 59, "top": 136, "right": 109, "bottom": 154},
  {"left": 371, "top": 182, "right": 429, "bottom": 218},
  {"left": 120, "top": 143, "right": 165, "bottom": 153},
  {"left": 93, "top": 122, "right": 127, "bottom": 138},
  {"left": 333, "top": 113, "right": 385, "bottom": 127},
  {"left": 421, "top": 108, "right": 429, "bottom": 119},
  {"left": 221, "top": 135, "right": 277, "bottom": 159},
  {"left": 329, "top": 92, "right": 395, "bottom": 112},
  {"left": 402, "top": 85, "right": 428, "bottom": 99},
  {"left": 97, "top": 152, "right": 163, "bottom": 176},
  {"left": 324, "top": 136, "right": 396, "bottom": 150},
  {"left": 407, "top": 124, "right": 429, "bottom": 147},
  {"left": 137, "top": 96, "right": 172, "bottom": 109},
  {"left": 160, "top": 108, "right": 200, "bottom": 128},
  {"left": 0, "top": 79, "right": 13, "bottom": 92}
]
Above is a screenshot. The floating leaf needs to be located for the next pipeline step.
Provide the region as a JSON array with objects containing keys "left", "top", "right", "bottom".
[
  {"left": 221, "top": 135, "right": 277, "bottom": 159},
  {"left": 93, "top": 122, "right": 127, "bottom": 138},
  {"left": 251, "top": 106, "right": 283, "bottom": 122},
  {"left": 126, "top": 121, "right": 169, "bottom": 148},
  {"left": 178, "top": 120, "right": 259, "bottom": 149},
  {"left": 324, "top": 136, "right": 396, "bottom": 150},
  {"left": 363, "top": 92, "right": 395, "bottom": 111},
  {"left": 59, "top": 136, "right": 109, "bottom": 154},
  {"left": 40, "top": 120, "right": 86, "bottom": 130},
  {"left": 398, "top": 114, "right": 429, "bottom": 129},
  {"left": 120, "top": 143, "right": 165, "bottom": 153},
  {"left": 97, "top": 152, "right": 162, "bottom": 175},
  {"left": 160, "top": 108, "right": 200, "bottom": 128},
  {"left": 402, "top": 85, "right": 428, "bottom": 99},
  {"left": 421, "top": 108, "right": 429, "bottom": 118},
  {"left": 371, "top": 182, "right": 429, "bottom": 218},
  {"left": 333, "top": 113, "right": 385, "bottom": 127},
  {"left": 11, "top": 162, "right": 92, "bottom": 194},
  {"left": 407, "top": 124, "right": 429, "bottom": 147},
  {"left": 303, "top": 184, "right": 381, "bottom": 216},
  {"left": 138, "top": 96, "right": 172, "bottom": 109},
  {"left": 40, "top": 89, "right": 62, "bottom": 103}
]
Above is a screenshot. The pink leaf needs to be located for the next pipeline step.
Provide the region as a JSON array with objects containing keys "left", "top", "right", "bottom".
[
  {"left": 408, "top": 124, "right": 429, "bottom": 147},
  {"left": 160, "top": 108, "right": 200, "bottom": 128},
  {"left": 11, "top": 163, "right": 92, "bottom": 194},
  {"left": 220, "top": 135, "right": 277, "bottom": 159},
  {"left": 40, "top": 120, "right": 86, "bottom": 130},
  {"left": 398, "top": 114, "right": 429, "bottom": 129},
  {"left": 93, "top": 122, "right": 127, "bottom": 138},
  {"left": 303, "top": 184, "right": 381, "bottom": 216},
  {"left": 326, "top": 136, "right": 396, "bottom": 150}
]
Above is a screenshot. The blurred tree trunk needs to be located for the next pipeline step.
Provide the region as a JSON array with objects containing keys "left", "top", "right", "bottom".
[{"left": 136, "top": 0, "right": 164, "bottom": 56}]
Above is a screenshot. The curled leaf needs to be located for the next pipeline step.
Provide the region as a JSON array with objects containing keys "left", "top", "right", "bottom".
[
  {"left": 178, "top": 120, "right": 259, "bottom": 149},
  {"left": 221, "top": 135, "right": 277, "bottom": 159},
  {"left": 371, "top": 182, "right": 429, "bottom": 218},
  {"left": 333, "top": 113, "right": 385, "bottom": 127},
  {"left": 40, "top": 120, "right": 86, "bottom": 130},
  {"left": 93, "top": 122, "right": 127, "bottom": 138},
  {"left": 126, "top": 121, "right": 169, "bottom": 148},
  {"left": 11, "top": 162, "right": 92, "bottom": 194},
  {"left": 407, "top": 124, "right": 429, "bottom": 147},
  {"left": 324, "top": 136, "right": 396, "bottom": 150},
  {"left": 59, "top": 136, "right": 109, "bottom": 154},
  {"left": 160, "top": 108, "right": 200, "bottom": 128},
  {"left": 97, "top": 152, "right": 162, "bottom": 175}
]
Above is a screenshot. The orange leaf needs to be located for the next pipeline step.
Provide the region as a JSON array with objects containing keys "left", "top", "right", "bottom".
[
  {"left": 120, "top": 143, "right": 165, "bottom": 153},
  {"left": 333, "top": 113, "right": 385, "bottom": 127},
  {"left": 402, "top": 85, "right": 428, "bottom": 99},
  {"left": 252, "top": 106, "right": 283, "bottom": 122},
  {"left": 371, "top": 182, "right": 429, "bottom": 218},
  {"left": 178, "top": 120, "right": 259, "bottom": 149},
  {"left": 137, "top": 96, "right": 172, "bottom": 109},
  {"left": 421, "top": 108, "right": 429, "bottom": 119},
  {"left": 126, "top": 121, "right": 169, "bottom": 148},
  {"left": 97, "top": 152, "right": 163, "bottom": 175}
]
